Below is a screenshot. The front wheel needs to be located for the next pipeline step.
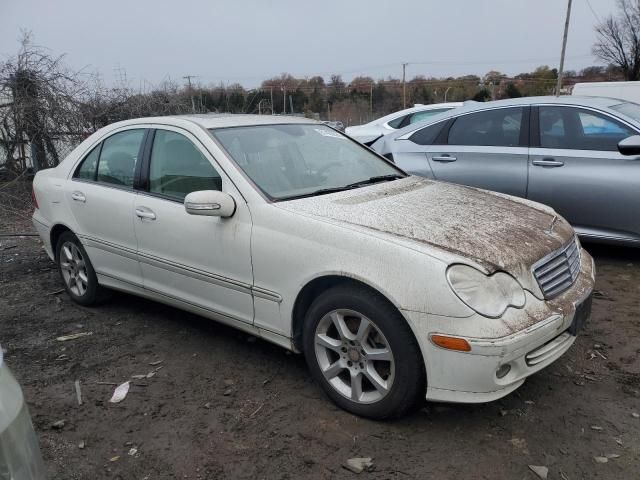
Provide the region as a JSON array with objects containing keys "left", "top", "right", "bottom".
[{"left": 303, "top": 285, "right": 425, "bottom": 419}]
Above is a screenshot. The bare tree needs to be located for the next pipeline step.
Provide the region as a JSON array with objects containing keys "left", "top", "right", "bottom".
[
  {"left": 0, "top": 31, "right": 89, "bottom": 171},
  {"left": 593, "top": 0, "right": 640, "bottom": 80}
]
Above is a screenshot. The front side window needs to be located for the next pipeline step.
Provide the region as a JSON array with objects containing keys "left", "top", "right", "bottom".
[
  {"left": 212, "top": 124, "right": 403, "bottom": 200},
  {"left": 96, "top": 129, "right": 145, "bottom": 188},
  {"left": 149, "top": 130, "right": 222, "bottom": 201},
  {"left": 539, "top": 106, "right": 635, "bottom": 151},
  {"left": 448, "top": 108, "right": 523, "bottom": 147}
]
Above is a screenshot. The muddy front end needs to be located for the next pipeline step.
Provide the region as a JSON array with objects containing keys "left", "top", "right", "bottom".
[
  {"left": 0, "top": 351, "right": 47, "bottom": 480},
  {"left": 412, "top": 236, "right": 595, "bottom": 403}
]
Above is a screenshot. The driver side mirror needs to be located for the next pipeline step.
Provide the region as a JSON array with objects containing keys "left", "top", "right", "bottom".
[
  {"left": 184, "top": 190, "right": 236, "bottom": 218},
  {"left": 617, "top": 135, "right": 640, "bottom": 155}
]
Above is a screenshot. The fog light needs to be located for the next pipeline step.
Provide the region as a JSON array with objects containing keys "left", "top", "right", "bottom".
[{"left": 496, "top": 364, "right": 511, "bottom": 379}]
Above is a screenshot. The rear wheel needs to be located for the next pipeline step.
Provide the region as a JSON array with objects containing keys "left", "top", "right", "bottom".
[
  {"left": 303, "top": 284, "right": 425, "bottom": 419},
  {"left": 56, "top": 231, "right": 106, "bottom": 306}
]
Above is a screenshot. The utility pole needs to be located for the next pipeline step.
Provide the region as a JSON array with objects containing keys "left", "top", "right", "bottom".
[
  {"left": 270, "top": 87, "right": 274, "bottom": 115},
  {"left": 402, "top": 63, "right": 409, "bottom": 109},
  {"left": 282, "top": 86, "right": 286, "bottom": 114},
  {"left": 183, "top": 75, "right": 197, "bottom": 113},
  {"left": 370, "top": 83, "right": 373, "bottom": 118},
  {"left": 556, "top": 0, "right": 573, "bottom": 96}
]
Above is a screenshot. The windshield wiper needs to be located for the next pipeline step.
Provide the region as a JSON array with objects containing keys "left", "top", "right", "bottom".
[
  {"left": 344, "top": 174, "right": 405, "bottom": 188},
  {"left": 278, "top": 186, "right": 354, "bottom": 200},
  {"left": 278, "top": 174, "right": 405, "bottom": 201}
]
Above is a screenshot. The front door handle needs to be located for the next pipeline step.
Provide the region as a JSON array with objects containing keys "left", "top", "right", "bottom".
[
  {"left": 135, "top": 207, "right": 156, "bottom": 220},
  {"left": 532, "top": 158, "right": 565, "bottom": 167},
  {"left": 431, "top": 155, "right": 457, "bottom": 162},
  {"left": 71, "top": 191, "right": 86, "bottom": 202}
]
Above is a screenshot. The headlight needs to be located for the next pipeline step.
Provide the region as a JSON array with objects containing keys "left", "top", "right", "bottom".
[{"left": 447, "top": 264, "right": 525, "bottom": 318}]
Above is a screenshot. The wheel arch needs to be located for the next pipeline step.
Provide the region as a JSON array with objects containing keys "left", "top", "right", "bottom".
[
  {"left": 50, "top": 223, "right": 74, "bottom": 260},
  {"left": 290, "top": 273, "right": 417, "bottom": 354}
]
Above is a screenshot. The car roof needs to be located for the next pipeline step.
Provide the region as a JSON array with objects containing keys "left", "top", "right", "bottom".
[
  {"left": 387, "top": 95, "right": 638, "bottom": 139},
  {"left": 113, "top": 114, "right": 320, "bottom": 130},
  {"left": 369, "top": 102, "right": 465, "bottom": 125}
]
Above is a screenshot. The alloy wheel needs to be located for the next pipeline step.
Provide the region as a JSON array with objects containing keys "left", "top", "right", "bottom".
[
  {"left": 59, "top": 241, "right": 89, "bottom": 297},
  {"left": 314, "top": 309, "right": 395, "bottom": 404}
]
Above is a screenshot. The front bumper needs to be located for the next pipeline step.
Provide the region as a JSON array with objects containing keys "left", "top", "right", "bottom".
[{"left": 404, "top": 248, "right": 595, "bottom": 403}]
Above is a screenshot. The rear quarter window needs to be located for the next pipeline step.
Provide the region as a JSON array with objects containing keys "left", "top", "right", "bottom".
[{"left": 409, "top": 121, "right": 447, "bottom": 145}]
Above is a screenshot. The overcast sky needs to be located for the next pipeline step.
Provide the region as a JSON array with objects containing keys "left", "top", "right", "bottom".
[{"left": 1, "top": 0, "right": 619, "bottom": 89}]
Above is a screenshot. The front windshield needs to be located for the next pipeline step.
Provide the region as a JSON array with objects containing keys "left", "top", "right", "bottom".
[
  {"left": 211, "top": 124, "right": 404, "bottom": 200},
  {"left": 610, "top": 101, "right": 640, "bottom": 122}
]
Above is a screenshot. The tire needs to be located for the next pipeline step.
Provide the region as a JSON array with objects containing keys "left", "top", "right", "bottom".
[
  {"left": 303, "top": 284, "right": 425, "bottom": 419},
  {"left": 55, "top": 231, "right": 108, "bottom": 306}
]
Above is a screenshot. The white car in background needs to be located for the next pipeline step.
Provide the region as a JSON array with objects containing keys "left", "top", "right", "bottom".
[
  {"left": 32, "top": 115, "right": 594, "bottom": 419},
  {"left": 345, "top": 102, "right": 464, "bottom": 145}
]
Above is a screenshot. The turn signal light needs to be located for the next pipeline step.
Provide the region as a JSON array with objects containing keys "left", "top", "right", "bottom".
[{"left": 431, "top": 335, "right": 471, "bottom": 352}]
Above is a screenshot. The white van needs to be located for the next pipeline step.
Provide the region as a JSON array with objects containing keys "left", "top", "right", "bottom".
[{"left": 572, "top": 81, "right": 640, "bottom": 103}]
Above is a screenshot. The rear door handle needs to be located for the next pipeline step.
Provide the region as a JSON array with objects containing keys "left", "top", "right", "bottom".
[
  {"left": 71, "top": 191, "right": 86, "bottom": 202},
  {"left": 431, "top": 155, "right": 457, "bottom": 162},
  {"left": 532, "top": 158, "right": 565, "bottom": 167},
  {"left": 135, "top": 207, "right": 156, "bottom": 220}
]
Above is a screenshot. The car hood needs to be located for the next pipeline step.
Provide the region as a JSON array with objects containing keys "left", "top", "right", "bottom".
[{"left": 277, "top": 177, "right": 574, "bottom": 279}]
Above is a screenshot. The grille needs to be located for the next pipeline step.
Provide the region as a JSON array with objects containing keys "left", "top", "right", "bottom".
[{"left": 532, "top": 237, "right": 580, "bottom": 299}]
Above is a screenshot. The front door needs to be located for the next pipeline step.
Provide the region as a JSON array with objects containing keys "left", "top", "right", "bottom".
[
  {"left": 527, "top": 105, "right": 640, "bottom": 242},
  {"left": 66, "top": 128, "right": 146, "bottom": 286},
  {"left": 133, "top": 127, "right": 254, "bottom": 324}
]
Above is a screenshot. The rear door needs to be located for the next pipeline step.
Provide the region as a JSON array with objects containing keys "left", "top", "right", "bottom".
[
  {"left": 426, "top": 107, "right": 529, "bottom": 197},
  {"left": 393, "top": 107, "right": 529, "bottom": 196},
  {"left": 527, "top": 105, "right": 640, "bottom": 241},
  {"left": 67, "top": 128, "right": 146, "bottom": 286}
]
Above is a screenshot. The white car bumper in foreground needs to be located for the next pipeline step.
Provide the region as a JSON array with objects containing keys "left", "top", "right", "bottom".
[{"left": 404, "top": 251, "right": 595, "bottom": 403}]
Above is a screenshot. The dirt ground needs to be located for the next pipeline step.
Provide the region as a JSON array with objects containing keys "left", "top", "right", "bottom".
[{"left": 1, "top": 179, "right": 639, "bottom": 479}]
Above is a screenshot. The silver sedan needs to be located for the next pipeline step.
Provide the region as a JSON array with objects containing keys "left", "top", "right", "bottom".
[{"left": 373, "top": 96, "right": 640, "bottom": 247}]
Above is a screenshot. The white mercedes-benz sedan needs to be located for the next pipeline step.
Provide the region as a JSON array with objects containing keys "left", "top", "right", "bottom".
[{"left": 32, "top": 115, "right": 595, "bottom": 419}]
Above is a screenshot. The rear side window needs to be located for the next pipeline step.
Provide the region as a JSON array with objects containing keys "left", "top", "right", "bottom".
[
  {"left": 407, "top": 108, "right": 450, "bottom": 125},
  {"left": 539, "top": 106, "right": 635, "bottom": 151},
  {"left": 97, "top": 130, "right": 145, "bottom": 188},
  {"left": 74, "top": 145, "right": 100, "bottom": 180},
  {"left": 387, "top": 115, "right": 408, "bottom": 129},
  {"left": 448, "top": 108, "right": 523, "bottom": 147},
  {"left": 149, "top": 130, "right": 222, "bottom": 201},
  {"left": 409, "top": 121, "right": 447, "bottom": 145}
]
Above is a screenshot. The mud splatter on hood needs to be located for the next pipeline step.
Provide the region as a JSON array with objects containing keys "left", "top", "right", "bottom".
[{"left": 277, "top": 177, "right": 574, "bottom": 275}]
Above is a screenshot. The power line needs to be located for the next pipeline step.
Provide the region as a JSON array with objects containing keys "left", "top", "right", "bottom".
[
  {"left": 402, "top": 63, "right": 409, "bottom": 108},
  {"left": 584, "top": 0, "right": 602, "bottom": 22}
]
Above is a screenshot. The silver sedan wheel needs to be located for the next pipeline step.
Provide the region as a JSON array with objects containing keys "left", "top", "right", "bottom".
[
  {"left": 314, "top": 309, "right": 395, "bottom": 404},
  {"left": 59, "top": 241, "right": 89, "bottom": 297}
]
